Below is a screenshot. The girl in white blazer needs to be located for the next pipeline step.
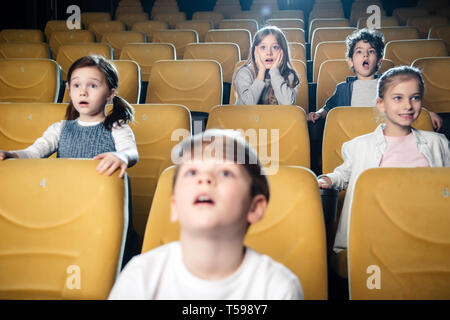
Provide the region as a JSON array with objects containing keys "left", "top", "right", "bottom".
[{"left": 318, "top": 66, "right": 450, "bottom": 253}]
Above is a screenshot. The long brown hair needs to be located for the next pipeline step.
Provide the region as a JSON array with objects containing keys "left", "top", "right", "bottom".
[
  {"left": 65, "top": 55, "right": 134, "bottom": 130},
  {"left": 233, "top": 26, "right": 300, "bottom": 104}
]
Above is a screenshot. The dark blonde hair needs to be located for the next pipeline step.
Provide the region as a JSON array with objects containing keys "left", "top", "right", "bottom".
[
  {"left": 66, "top": 55, "right": 134, "bottom": 130},
  {"left": 233, "top": 26, "right": 299, "bottom": 104},
  {"left": 377, "top": 65, "right": 425, "bottom": 99},
  {"left": 171, "top": 129, "right": 270, "bottom": 202}
]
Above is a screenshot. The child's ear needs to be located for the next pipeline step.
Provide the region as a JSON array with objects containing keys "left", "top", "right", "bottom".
[
  {"left": 107, "top": 88, "right": 116, "bottom": 103},
  {"left": 347, "top": 58, "right": 354, "bottom": 70},
  {"left": 247, "top": 194, "right": 267, "bottom": 224},
  {"left": 170, "top": 195, "right": 179, "bottom": 223},
  {"left": 376, "top": 97, "right": 385, "bottom": 113}
]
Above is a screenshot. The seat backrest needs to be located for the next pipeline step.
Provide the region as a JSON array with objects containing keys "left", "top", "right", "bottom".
[
  {"left": 417, "top": 0, "right": 449, "bottom": 13},
  {"left": 131, "top": 20, "right": 169, "bottom": 42},
  {"left": 428, "top": 25, "right": 450, "bottom": 53},
  {"left": 44, "top": 20, "right": 71, "bottom": 41},
  {"left": 152, "top": 30, "right": 198, "bottom": 59},
  {"left": 0, "top": 102, "right": 66, "bottom": 153},
  {"left": 62, "top": 59, "right": 141, "bottom": 104},
  {"left": 406, "top": 15, "right": 449, "bottom": 38},
  {"left": 49, "top": 30, "right": 95, "bottom": 59},
  {"left": 392, "top": 7, "right": 429, "bottom": 25},
  {"left": 219, "top": 19, "right": 259, "bottom": 38},
  {"left": 115, "top": 12, "right": 149, "bottom": 29},
  {"left": 81, "top": 12, "right": 111, "bottom": 29},
  {"left": 0, "top": 59, "right": 61, "bottom": 103},
  {"left": 88, "top": 21, "right": 126, "bottom": 42},
  {"left": 0, "top": 29, "right": 43, "bottom": 43},
  {"left": 412, "top": 56, "right": 450, "bottom": 113},
  {"left": 126, "top": 104, "right": 191, "bottom": 238},
  {"left": 153, "top": 12, "right": 186, "bottom": 28},
  {"left": 57, "top": 43, "right": 113, "bottom": 81},
  {"left": 280, "top": 28, "right": 305, "bottom": 45},
  {"left": 205, "top": 29, "right": 252, "bottom": 60},
  {"left": 291, "top": 59, "right": 309, "bottom": 113},
  {"left": 311, "top": 27, "right": 356, "bottom": 60},
  {"left": 384, "top": 39, "right": 448, "bottom": 66},
  {"left": 357, "top": 16, "right": 399, "bottom": 29},
  {"left": 322, "top": 106, "right": 434, "bottom": 175},
  {"left": 183, "top": 42, "right": 240, "bottom": 83},
  {"left": 0, "top": 42, "right": 50, "bottom": 59},
  {"left": 146, "top": 60, "right": 222, "bottom": 113},
  {"left": 120, "top": 43, "right": 175, "bottom": 83},
  {"left": 175, "top": 20, "right": 212, "bottom": 42},
  {"left": 192, "top": 11, "right": 224, "bottom": 28},
  {"left": 270, "top": 10, "right": 304, "bottom": 21},
  {"left": 349, "top": 6, "right": 386, "bottom": 27},
  {"left": 0, "top": 159, "right": 127, "bottom": 299},
  {"left": 141, "top": 165, "right": 328, "bottom": 300},
  {"left": 206, "top": 104, "right": 310, "bottom": 169},
  {"left": 348, "top": 167, "right": 450, "bottom": 299},
  {"left": 316, "top": 59, "right": 394, "bottom": 110},
  {"left": 266, "top": 18, "right": 304, "bottom": 30},
  {"left": 378, "top": 26, "right": 420, "bottom": 43},
  {"left": 102, "top": 31, "right": 147, "bottom": 59},
  {"left": 313, "top": 41, "right": 346, "bottom": 83},
  {"left": 288, "top": 42, "right": 306, "bottom": 64},
  {"left": 308, "top": 18, "right": 350, "bottom": 43},
  {"left": 309, "top": 7, "right": 345, "bottom": 23}
]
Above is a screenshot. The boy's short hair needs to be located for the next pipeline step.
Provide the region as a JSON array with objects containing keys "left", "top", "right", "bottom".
[
  {"left": 346, "top": 28, "right": 385, "bottom": 61},
  {"left": 171, "top": 129, "right": 270, "bottom": 202}
]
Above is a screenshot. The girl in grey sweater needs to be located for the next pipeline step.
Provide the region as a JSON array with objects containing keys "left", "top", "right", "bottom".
[{"left": 233, "top": 26, "right": 299, "bottom": 105}]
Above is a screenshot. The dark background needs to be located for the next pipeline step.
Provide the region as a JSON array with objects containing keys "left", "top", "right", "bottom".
[{"left": 0, "top": 0, "right": 420, "bottom": 31}]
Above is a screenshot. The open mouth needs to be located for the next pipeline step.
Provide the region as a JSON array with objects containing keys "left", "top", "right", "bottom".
[
  {"left": 362, "top": 60, "right": 369, "bottom": 69},
  {"left": 79, "top": 101, "right": 89, "bottom": 107},
  {"left": 194, "top": 194, "right": 215, "bottom": 206},
  {"left": 265, "top": 58, "right": 274, "bottom": 63}
]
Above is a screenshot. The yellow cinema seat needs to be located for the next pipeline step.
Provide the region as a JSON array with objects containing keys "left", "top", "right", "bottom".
[
  {"left": 378, "top": 26, "right": 420, "bottom": 43},
  {"left": 151, "top": 30, "right": 198, "bottom": 59},
  {"left": 44, "top": 20, "right": 71, "bottom": 41},
  {"left": 412, "top": 56, "right": 450, "bottom": 113},
  {"left": 57, "top": 43, "right": 113, "bottom": 81},
  {"left": 0, "top": 102, "right": 66, "bottom": 153},
  {"left": 126, "top": 104, "right": 191, "bottom": 238},
  {"left": 0, "top": 159, "right": 128, "bottom": 299},
  {"left": 313, "top": 41, "right": 346, "bottom": 83},
  {"left": 131, "top": 21, "right": 169, "bottom": 42},
  {"left": 183, "top": 42, "right": 240, "bottom": 84},
  {"left": 219, "top": 19, "right": 259, "bottom": 38},
  {"left": 0, "top": 42, "right": 50, "bottom": 59},
  {"left": 356, "top": 16, "right": 399, "bottom": 30},
  {"left": 175, "top": 20, "right": 212, "bottom": 42},
  {"left": 310, "top": 27, "right": 356, "bottom": 61},
  {"left": 153, "top": 12, "right": 186, "bottom": 28},
  {"left": 0, "top": 29, "right": 43, "bottom": 43},
  {"left": 120, "top": 43, "right": 175, "bottom": 82},
  {"left": 206, "top": 105, "right": 310, "bottom": 169},
  {"left": 88, "top": 21, "right": 126, "bottom": 42},
  {"left": 267, "top": 18, "right": 304, "bottom": 31},
  {"left": 115, "top": 12, "right": 148, "bottom": 29},
  {"left": 384, "top": 39, "right": 448, "bottom": 66},
  {"left": 271, "top": 10, "right": 304, "bottom": 20},
  {"left": 141, "top": 165, "right": 328, "bottom": 299},
  {"left": 205, "top": 29, "right": 252, "bottom": 60},
  {"left": 102, "top": 31, "right": 147, "bottom": 60},
  {"left": 49, "top": 30, "right": 95, "bottom": 59},
  {"left": 392, "top": 7, "right": 429, "bottom": 25},
  {"left": 146, "top": 60, "right": 222, "bottom": 113},
  {"left": 406, "top": 15, "right": 449, "bottom": 38},
  {"left": 348, "top": 167, "right": 450, "bottom": 299},
  {"left": 280, "top": 28, "right": 305, "bottom": 45},
  {"left": 308, "top": 18, "right": 350, "bottom": 43},
  {"left": 81, "top": 12, "right": 111, "bottom": 29},
  {"left": 0, "top": 59, "right": 61, "bottom": 103},
  {"left": 288, "top": 42, "right": 306, "bottom": 64},
  {"left": 192, "top": 11, "right": 224, "bottom": 28},
  {"left": 428, "top": 25, "right": 450, "bottom": 52}
]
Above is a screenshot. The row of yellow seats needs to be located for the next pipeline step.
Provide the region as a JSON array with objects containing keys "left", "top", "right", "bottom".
[
  {"left": 1, "top": 159, "right": 448, "bottom": 299},
  {"left": 0, "top": 54, "right": 448, "bottom": 115},
  {"left": 0, "top": 103, "right": 435, "bottom": 241}
]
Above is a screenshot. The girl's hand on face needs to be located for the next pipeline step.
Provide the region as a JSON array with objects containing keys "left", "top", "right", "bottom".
[
  {"left": 255, "top": 51, "right": 266, "bottom": 80},
  {"left": 94, "top": 152, "right": 127, "bottom": 178},
  {"left": 271, "top": 50, "right": 283, "bottom": 71}
]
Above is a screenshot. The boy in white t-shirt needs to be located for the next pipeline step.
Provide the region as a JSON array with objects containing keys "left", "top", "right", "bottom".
[{"left": 108, "top": 129, "right": 303, "bottom": 300}]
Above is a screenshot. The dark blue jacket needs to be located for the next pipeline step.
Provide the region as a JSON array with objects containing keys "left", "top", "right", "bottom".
[{"left": 323, "top": 74, "right": 381, "bottom": 112}]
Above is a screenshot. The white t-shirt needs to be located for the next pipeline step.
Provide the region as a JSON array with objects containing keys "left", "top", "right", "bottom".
[
  {"left": 351, "top": 79, "right": 378, "bottom": 107},
  {"left": 108, "top": 241, "right": 304, "bottom": 300},
  {"left": 12, "top": 119, "right": 138, "bottom": 166}
]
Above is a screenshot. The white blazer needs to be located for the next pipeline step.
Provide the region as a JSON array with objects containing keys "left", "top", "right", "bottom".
[{"left": 321, "top": 124, "right": 450, "bottom": 253}]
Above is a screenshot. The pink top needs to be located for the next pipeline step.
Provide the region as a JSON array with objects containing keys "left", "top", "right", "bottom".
[{"left": 380, "top": 132, "right": 429, "bottom": 167}]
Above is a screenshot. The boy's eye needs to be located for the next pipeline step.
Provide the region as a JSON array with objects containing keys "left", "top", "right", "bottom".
[
  {"left": 185, "top": 169, "right": 197, "bottom": 176},
  {"left": 369, "top": 49, "right": 376, "bottom": 54},
  {"left": 220, "top": 170, "right": 234, "bottom": 177}
]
